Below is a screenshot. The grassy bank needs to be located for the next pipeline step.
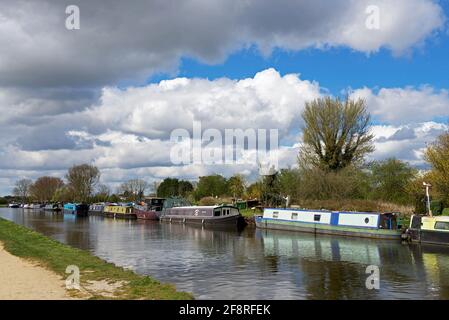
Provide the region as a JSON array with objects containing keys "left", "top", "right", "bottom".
[{"left": 0, "top": 218, "right": 193, "bottom": 300}]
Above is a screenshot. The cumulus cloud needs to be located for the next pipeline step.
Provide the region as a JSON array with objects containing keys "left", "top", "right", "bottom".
[
  {"left": 1, "top": 67, "right": 448, "bottom": 195},
  {"left": 370, "top": 122, "right": 448, "bottom": 167},
  {"left": 0, "top": 0, "right": 444, "bottom": 88},
  {"left": 350, "top": 86, "right": 449, "bottom": 124}
]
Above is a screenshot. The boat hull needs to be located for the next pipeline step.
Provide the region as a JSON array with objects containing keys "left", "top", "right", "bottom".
[
  {"left": 160, "top": 214, "right": 243, "bottom": 226},
  {"left": 134, "top": 207, "right": 158, "bottom": 220},
  {"left": 63, "top": 204, "right": 89, "bottom": 216},
  {"left": 255, "top": 218, "right": 402, "bottom": 240},
  {"left": 102, "top": 212, "right": 137, "bottom": 220},
  {"left": 408, "top": 228, "right": 449, "bottom": 246}
]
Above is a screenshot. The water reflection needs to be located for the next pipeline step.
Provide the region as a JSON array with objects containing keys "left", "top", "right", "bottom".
[{"left": 1, "top": 208, "right": 449, "bottom": 299}]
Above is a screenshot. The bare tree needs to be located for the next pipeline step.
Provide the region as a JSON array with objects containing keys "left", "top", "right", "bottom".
[
  {"left": 119, "top": 179, "right": 148, "bottom": 202},
  {"left": 300, "top": 97, "right": 374, "bottom": 171},
  {"left": 29, "top": 176, "right": 64, "bottom": 202},
  {"left": 65, "top": 164, "right": 100, "bottom": 202},
  {"left": 13, "top": 179, "right": 33, "bottom": 204}
]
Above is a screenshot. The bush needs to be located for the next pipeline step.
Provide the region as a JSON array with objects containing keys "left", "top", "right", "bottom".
[
  {"left": 442, "top": 208, "right": 449, "bottom": 216},
  {"left": 430, "top": 200, "right": 444, "bottom": 216},
  {"left": 199, "top": 197, "right": 218, "bottom": 206},
  {"left": 0, "top": 197, "right": 7, "bottom": 205}
]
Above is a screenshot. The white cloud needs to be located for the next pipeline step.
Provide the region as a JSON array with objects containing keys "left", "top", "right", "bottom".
[
  {"left": 350, "top": 86, "right": 449, "bottom": 124},
  {"left": 0, "top": 68, "right": 448, "bottom": 195}
]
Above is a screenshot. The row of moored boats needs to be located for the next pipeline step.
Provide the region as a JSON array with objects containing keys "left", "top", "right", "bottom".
[{"left": 8, "top": 199, "right": 449, "bottom": 246}]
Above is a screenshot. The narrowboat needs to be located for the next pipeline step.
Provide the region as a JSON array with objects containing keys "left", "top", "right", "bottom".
[
  {"left": 63, "top": 203, "right": 89, "bottom": 216},
  {"left": 160, "top": 205, "right": 243, "bottom": 226},
  {"left": 88, "top": 203, "right": 105, "bottom": 216},
  {"left": 44, "top": 203, "right": 62, "bottom": 211},
  {"left": 103, "top": 204, "right": 136, "bottom": 219},
  {"left": 406, "top": 215, "right": 449, "bottom": 245},
  {"left": 8, "top": 203, "right": 20, "bottom": 208},
  {"left": 28, "top": 203, "right": 44, "bottom": 210},
  {"left": 255, "top": 208, "right": 403, "bottom": 240},
  {"left": 134, "top": 197, "right": 165, "bottom": 220}
]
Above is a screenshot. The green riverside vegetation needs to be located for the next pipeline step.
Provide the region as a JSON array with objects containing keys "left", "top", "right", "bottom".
[{"left": 0, "top": 218, "right": 193, "bottom": 300}]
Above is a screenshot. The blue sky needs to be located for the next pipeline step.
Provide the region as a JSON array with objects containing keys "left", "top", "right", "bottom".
[{"left": 149, "top": 34, "right": 449, "bottom": 97}]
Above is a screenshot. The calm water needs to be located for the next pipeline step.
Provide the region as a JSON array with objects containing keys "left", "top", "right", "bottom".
[{"left": 1, "top": 208, "right": 449, "bottom": 299}]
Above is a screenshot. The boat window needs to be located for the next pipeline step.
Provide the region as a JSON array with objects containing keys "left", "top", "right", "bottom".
[
  {"left": 214, "top": 209, "right": 221, "bottom": 217},
  {"left": 272, "top": 211, "right": 279, "bottom": 219},
  {"left": 314, "top": 214, "right": 321, "bottom": 222},
  {"left": 291, "top": 212, "right": 298, "bottom": 220},
  {"left": 365, "top": 217, "right": 370, "bottom": 224},
  {"left": 435, "top": 221, "right": 449, "bottom": 231}
]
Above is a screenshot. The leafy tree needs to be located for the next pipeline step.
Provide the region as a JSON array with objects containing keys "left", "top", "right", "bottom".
[
  {"left": 246, "top": 182, "right": 262, "bottom": 199},
  {"left": 425, "top": 131, "right": 449, "bottom": 203},
  {"left": 51, "top": 186, "right": 72, "bottom": 203},
  {"left": 13, "top": 179, "right": 33, "bottom": 204},
  {"left": 107, "top": 194, "right": 121, "bottom": 203},
  {"left": 29, "top": 176, "right": 64, "bottom": 202},
  {"left": 178, "top": 180, "right": 194, "bottom": 196},
  {"left": 65, "top": 164, "right": 100, "bottom": 202},
  {"left": 300, "top": 97, "right": 374, "bottom": 171},
  {"left": 193, "top": 175, "right": 228, "bottom": 200},
  {"left": 369, "top": 158, "right": 417, "bottom": 204},
  {"left": 157, "top": 178, "right": 193, "bottom": 198},
  {"left": 0, "top": 197, "right": 7, "bottom": 205},
  {"left": 276, "top": 168, "right": 302, "bottom": 202},
  {"left": 227, "top": 174, "right": 245, "bottom": 199}
]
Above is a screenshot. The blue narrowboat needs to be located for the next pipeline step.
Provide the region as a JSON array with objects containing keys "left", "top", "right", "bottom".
[
  {"left": 256, "top": 208, "right": 403, "bottom": 240},
  {"left": 63, "top": 203, "right": 89, "bottom": 216}
]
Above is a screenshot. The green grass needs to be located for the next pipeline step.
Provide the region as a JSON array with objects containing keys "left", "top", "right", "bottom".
[{"left": 0, "top": 218, "right": 193, "bottom": 300}]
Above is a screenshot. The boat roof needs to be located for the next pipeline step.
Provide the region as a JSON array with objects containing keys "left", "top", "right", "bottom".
[
  {"left": 422, "top": 215, "right": 449, "bottom": 222},
  {"left": 169, "top": 205, "right": 236, "bottom": 209},
  {"left": 264, "top": 207, "right": 388, "bottom": 215}
]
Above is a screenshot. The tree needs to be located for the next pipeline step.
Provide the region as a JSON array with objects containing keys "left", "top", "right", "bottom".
[
  {"left": 276, "top": 168, "right": 302, "bottom": 202},
  {"left": 300, "top": 97, "right": 374, "bottom": 171},
  {"left": 370, "top": 158, "right": 417, "bottom": 204},
  {"left": 29, "top": 176, "right": 64, "bottom": 202},
  {"left": 424, "top": 131, "right": 449, "bottom": 203},
  {"left": 13, "top": 179, "right": 33, "bottom": 204},
  {"left": 246, "top": 182, "right": 262, "bottom": 199},
  {"left": 119, "top": 179, "right": 148, "bottom": 202},
  {"left": 228, "top": 174, "right": 245, "bottom": 199},
  {"left": 65, "top": 164, "right": 100, "bottom": 202},
  {"left": 193, "top": 175, "right": 228, "bottom": 200},
  {"left": 92, "top": 184, "right": 110, "bottom": 202},
  {"left": 157, "top": 178, "right": 193, "bottom": 198}
]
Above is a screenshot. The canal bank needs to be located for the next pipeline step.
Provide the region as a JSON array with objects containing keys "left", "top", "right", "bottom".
[{"left": 0, "top": 218, "right": 193, "bottom": 300}]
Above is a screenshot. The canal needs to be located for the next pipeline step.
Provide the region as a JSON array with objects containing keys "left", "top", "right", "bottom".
[{"left": 1, "top": 208, "right": 449, "bottom": 299}]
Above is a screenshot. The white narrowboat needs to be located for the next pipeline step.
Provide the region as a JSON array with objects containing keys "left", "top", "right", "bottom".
[{"left": 255, "top": 208, "right": 403, "bottom": 240}]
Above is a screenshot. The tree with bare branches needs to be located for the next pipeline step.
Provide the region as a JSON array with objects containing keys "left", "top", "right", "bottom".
[
  {"left": 65, "top": 164, "right": 100, "bottom": 202},
  {"left": 299, "top": 97, "right": 374, "bottom": 171},
  {"left": 13, "top": 179, "right": 33, "bottom": 204}
]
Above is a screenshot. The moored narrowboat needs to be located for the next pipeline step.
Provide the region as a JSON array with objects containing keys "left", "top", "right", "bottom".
[
  {"left": 103, "top": 204, "right": 136, "bottom": 220},
  {"left": 255, "top": 208, "right": 402, "bottom": 240},
  {"left": 63, "top": 203, "right": 89, "bottom": 216},
  {"left": 160, "top": 205, "right": 243, "bottom": 226},
  {"left": 406, "top": 215, "right": 449, "bottom": 245},
  {"left": 134, "top": 197, "right": 165, "bottom": 220},
  {"left": 44, "top": 203, "right": 62, "bottom": 211},
  {"left": 88, "top": 203, "right": 105, "bottom": 216}
]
